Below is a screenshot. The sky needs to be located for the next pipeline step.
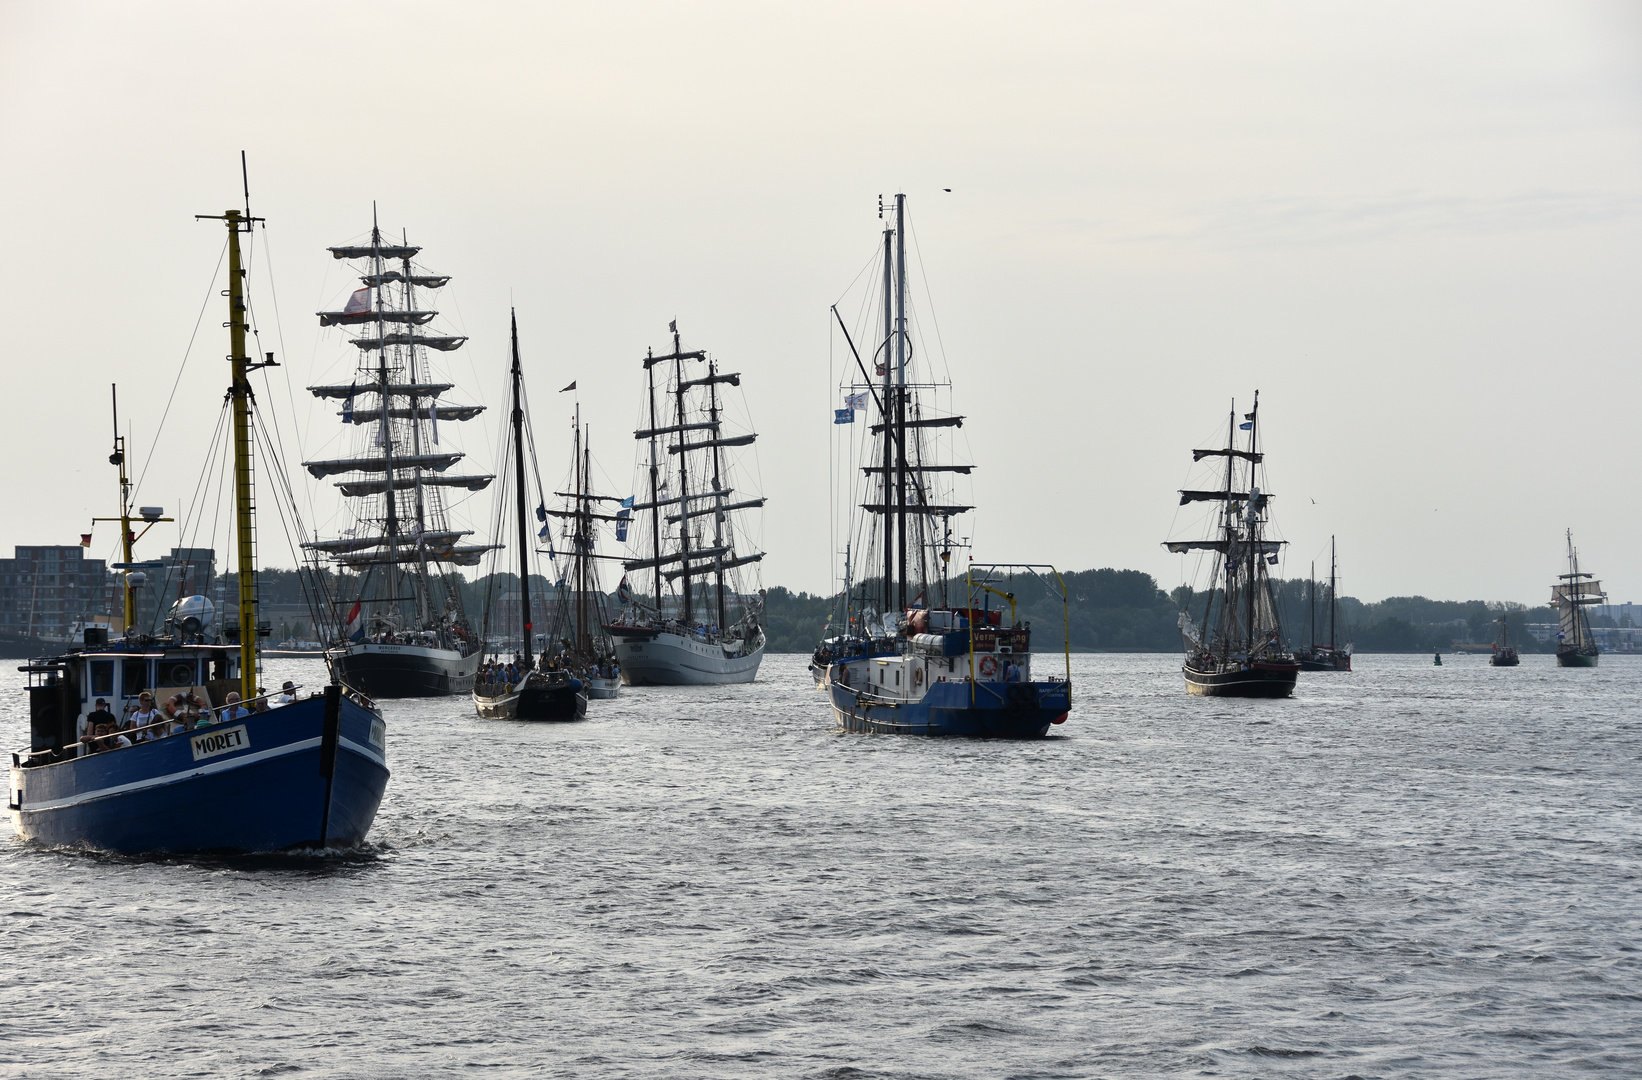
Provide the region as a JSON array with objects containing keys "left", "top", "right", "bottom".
[{"left": 1, "top": 1, "right": 1638, "bottom": 606}]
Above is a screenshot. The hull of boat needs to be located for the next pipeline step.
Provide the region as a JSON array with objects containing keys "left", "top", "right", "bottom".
[
  {"left": 1294, "top": 648, "right": 1352, "bottom": 672},
  {"left": 330, "top": 642, "right": 478, "bottom": 698},
  {"left": 1183, "top": 659, "right": 1300, "bottom": 697},
  {"left": 1491, "top": 649, "right": 1521, "bottom": 667},
  {"left": 613, "top": 631, "right": 763, "bottom": 686},
  {"left": 584, "top": 677, "right": 621, "bottom": 700},
  {"left": 9, "top": 695, "right": 388, "bottom": 853},
  {"left": 1555, "top": 648, "right": 1598, "bottom": 668},
  {"left": 473, "top": 681, "right": 587, "bottom": 721},
  {"left": 826, "top": 674, "right": 1069, "bottom": 739}
]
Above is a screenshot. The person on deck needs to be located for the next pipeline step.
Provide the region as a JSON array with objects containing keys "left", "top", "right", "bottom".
[
  {"left": 275, "top": 681, "right": 296, "bottom": 706},
  {"left": 127, "top": 693, "right": 163, "bottom": 740},
  {"left": 84, "top": 698, "right": 116, "bottom": 740},
  {"left": 219, "top": 693, "right": 250, "bottom": 722}
]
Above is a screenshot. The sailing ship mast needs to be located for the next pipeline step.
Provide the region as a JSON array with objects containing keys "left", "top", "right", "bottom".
[{"left": 509, "top": 312, "right": 533, "bottom": 669}]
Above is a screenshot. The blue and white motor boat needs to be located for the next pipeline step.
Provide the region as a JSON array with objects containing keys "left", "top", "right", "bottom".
[{"left": 9, "top": 198, "right": 389, "bottom": 853}]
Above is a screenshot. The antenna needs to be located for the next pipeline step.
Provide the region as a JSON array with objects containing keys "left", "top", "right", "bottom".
[{"left": 241, "top": 150, "right": 251, "bottom": 221}]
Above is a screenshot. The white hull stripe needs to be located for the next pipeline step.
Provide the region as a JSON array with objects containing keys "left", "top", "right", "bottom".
[{"left": 21, "top": 735, "right": 385, "bottom": 813}]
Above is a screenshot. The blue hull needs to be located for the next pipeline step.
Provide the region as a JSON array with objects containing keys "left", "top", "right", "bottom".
[
  {"left": 828, "top": 675, "right": 1070, "bottom": 738},
  {"left": 9, "top": 695, "right": 388, "bottom": 854}
]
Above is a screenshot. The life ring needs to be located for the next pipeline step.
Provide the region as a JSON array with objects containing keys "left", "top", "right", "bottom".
[
  {"left": 913, "top": 667, "right": 924, "bottom": 687},
  {"left": 978, "top": 654, "right": 1000, "bottom": 679}
]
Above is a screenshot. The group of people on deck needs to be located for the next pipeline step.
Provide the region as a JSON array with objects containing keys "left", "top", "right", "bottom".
[
  {"left": 475, "top": 652, "right": 619, "bottom": 692},
  {"left": 78, "top": 680, "right": 300, "bottom": 754}
]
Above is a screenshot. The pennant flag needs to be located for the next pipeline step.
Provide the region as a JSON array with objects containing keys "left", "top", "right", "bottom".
[
  {"left": 617, "top": 576, "right": 635, "bottom": 605},
  {"left": 343, "top": 287, "right": 372, "bottom": 316},
  {"left": 834, "top": 408, "right": 853, "bottom": 425},
  {"left": 535, "top": 503, "right": 547, "bottom": 522},
  {"left": 668, "top": 319, "right": 677, "bottom": 334},
  {"left": 429, "top": 395, "right": 440, "bottom": 445},
  {"left": 1239, "top": 421, "right": 1253, "bottom": 430},
  {"left": 1266, "top": 553, "right": 1279, "bottom": 565},
  {"left": 538, "top": 520, "right": 552, "bottom": 541},
  {"left": 80, "top": 532, "right": 92, "bottom": 548},
  {"left": 845, "top": 391, "right": 869, "bottom": 411},
  {"left": 560, "top": 381, "right": 577, "bottom": 393},
  {"left": 345, "top": 600, "right": 365, "bottom": 643},
  {"left": 342, "top": 381, "right": 357, "bottom": 424}
]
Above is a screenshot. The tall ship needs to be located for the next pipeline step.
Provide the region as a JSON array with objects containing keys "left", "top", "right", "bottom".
[
  {"left": 815, "top": 193, "right": 1073, "bottom": 738},
  {"left": 302, "top": 216, "right": 490, "bottom": 697},
  {"left": 1165, "top": 392, "right": 1301, "bottom": 697},
  {"left": 1293, "top": 536, "right": 1352, "bottom": 672},
  {"left": 10, "top": 194, "right": 388, "bottom": 853},
  {"left": 605, "top": 324, "right": 767, "bottom": 685},
  {"left": 472, "top": 313, "right": 587, "bottom": 721},
  {"left": 547, "top": 404, "right": 622, "bottom": 699},
  {"left": 1551, "top": 530, "right": 1603, "bottom": 668}
]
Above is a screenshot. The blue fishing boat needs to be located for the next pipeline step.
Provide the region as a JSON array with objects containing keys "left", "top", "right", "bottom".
[
  {"left": 9, "top": 188, "right": 389, "bottom": 853},
  {"left": 816, "top": 193, "right": 1072, "bottom": 739}
]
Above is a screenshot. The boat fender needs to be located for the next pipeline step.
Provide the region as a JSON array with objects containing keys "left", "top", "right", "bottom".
[
  {"left": 978, "top": 654, "right": 1000, "bottom": 679},
  {"left": 1050, "top": 712, "right": 1068, "bottom": 725}
]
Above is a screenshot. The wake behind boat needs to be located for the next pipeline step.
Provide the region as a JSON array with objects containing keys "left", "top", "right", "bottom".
[
  {"left": 10, "top": 197, "right": 388, "bottom": 853},
  {"left": 1165, "top": 392, "right": 1300, "bottom": 697}
]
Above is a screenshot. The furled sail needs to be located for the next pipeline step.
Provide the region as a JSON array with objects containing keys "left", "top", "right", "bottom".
[
  {"left": 623, "top": 545, "right": 730, "bottom": 573},
  {"left": 663, "top": 551, "right": 765, "bottom": 582},
  {"left": 667, "top": 498, "right": 765, "bottom": 524},
  {"left": 869, "top": 415, "right": 963, "bottom": 435},
  {"left": 343, "top": 404, "right": 484, "bottom": 424},
  {"left": 349, "top": 333, "right": 468, "bottom": 351},
  {"left": 336, "top": 543, "right": 495, "bottom": 569},
  {"left": 1192, "top": 448, "right": 1263, "bottom": 463},
  {"left": 329, "top": 244, "right": 420, "bottom": 260},
  {"left": 679, "top": 371, "right": 741, "bottom": 390},
  {"left": 1179, "top": 490, "right": 1270, "bottom": 505},
  {"left": 309, "top": 382, "right": 455, "bottom": 400},
  {"left": 668, "top": 433, "right": 756, "bottom": 455},
  {"left": 335, "top": 474, "right": 494, "bottom": 498},
  {"left": 361, "top": 271, "right": 450, "bottom": 288},
  {"left": 303, "top": 452, "right": 463, "bottom": 479},
  {"left": 860, "top": 502, "right": 972, "bottom": 515},
  {"left": 1164, "top": 539, "right": 1284, "bottom": 555},
  {"left": 317, "top": 309, "right": 437, "bottom": 327},
  {"left": 302, "top": 529, "right": 472, "bottom": 555},
  {"left": 629, "top": 488, "right": 735, "bottom": 512}
]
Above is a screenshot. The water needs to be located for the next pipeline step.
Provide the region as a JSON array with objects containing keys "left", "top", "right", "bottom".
[{"left": 3, "top": 652, "right": 1639, "bottom": 1078}]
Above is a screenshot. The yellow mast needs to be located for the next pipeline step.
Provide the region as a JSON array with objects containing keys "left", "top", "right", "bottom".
[{"left": 198, "top": 207, "right": 261, "bottom": 700}]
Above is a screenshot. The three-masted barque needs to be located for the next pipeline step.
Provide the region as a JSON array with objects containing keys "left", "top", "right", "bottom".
[
  {"left": 605, "top": 324, "right": 768, "bottom": 685},
  {"left": 304, "top": 217, "right": 490, "bottom": 697},
  {"left": 1166, "top": 392, "right": 1301, "bottom": 697}
]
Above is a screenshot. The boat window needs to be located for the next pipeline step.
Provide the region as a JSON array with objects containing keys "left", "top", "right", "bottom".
[
  {"left": 89, "top": 661, "right": 114, "bottom": 698},
  {"left": 211, "top": 654, "right": 230, "bottom": 681},
  {"left": 121, "top": 659, "right": 149, "bottom": 697}
]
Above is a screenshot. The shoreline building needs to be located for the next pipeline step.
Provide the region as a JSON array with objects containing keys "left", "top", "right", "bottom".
[{"left": 0, "top": 546, "right": 119, "bottom": 640}]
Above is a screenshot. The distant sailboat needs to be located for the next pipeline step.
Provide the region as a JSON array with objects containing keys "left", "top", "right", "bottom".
[
  {"left": 1490, "top": 615, "right": 1521, "bottom": 667},
  {"left": 1293, "top": 536, "right": 1353, "bottom": 672},
  {"left": 1165, "top": 392, "right": 1301, "bottom": 697},
  {"left": 1552, "top": 530, "right": 1603, "bottom": 668}
]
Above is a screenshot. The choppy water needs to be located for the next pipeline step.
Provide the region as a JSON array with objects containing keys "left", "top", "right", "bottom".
[{"left": 2, "top": 652, "right": 1639, "bottom": 1079}]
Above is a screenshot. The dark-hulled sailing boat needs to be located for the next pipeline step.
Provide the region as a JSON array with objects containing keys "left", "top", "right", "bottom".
[
  {"left": 472, "top": 312, "right": 586, "bottom": 721},
  {"left": 1294, "top": 536, "right": 1352, "bottom": 672},
  {"left": 547, "top": 406, "right": 621, "bottom": 699},
  {"left": 1490, "top": 615, "right": 1521, "bottom": 667},
  {"left": 1552, "top": 529, "right": 1603, "bottom": 668},
  {"left": 1166, "top": 392, "right": 1300, "bottom": 697},
  {"left": 304, "top": 217, "right": 490, "bottom": 697}
]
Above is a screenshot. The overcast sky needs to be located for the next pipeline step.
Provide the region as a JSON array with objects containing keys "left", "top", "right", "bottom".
[{"left": 2, "top": 1, "right": 1638, "bottom": 606}]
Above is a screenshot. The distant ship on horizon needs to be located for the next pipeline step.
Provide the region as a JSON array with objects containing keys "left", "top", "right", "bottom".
[{"left": 1551, "top": 530, "right": 1603, "bottom": 668}]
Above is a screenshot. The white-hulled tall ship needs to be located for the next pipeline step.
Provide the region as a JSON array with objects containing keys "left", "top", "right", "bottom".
[
  {"left": 1551, "top": 530, "right": 1603, "bottom": 668},
  {"left": 303, "top": 216, "right": 492, "bottom": 697},
  {"left": 1165, "top": 392, "right": 1301, "bottom": 697},
  {"left": 605, "top": 324, "right": 767, "bottom": 686},
  {"left": 815, "top": 193, "right": 1073, "bottom": 738}
]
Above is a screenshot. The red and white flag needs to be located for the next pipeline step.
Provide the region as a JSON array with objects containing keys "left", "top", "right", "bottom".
[{"left": 342, "top": 287, "right": 372, "bottom": 316}]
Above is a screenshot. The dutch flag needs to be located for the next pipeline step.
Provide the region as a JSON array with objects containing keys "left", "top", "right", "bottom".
[{"left": 345, "top": 600, "right": 365, "bottom": 643}]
